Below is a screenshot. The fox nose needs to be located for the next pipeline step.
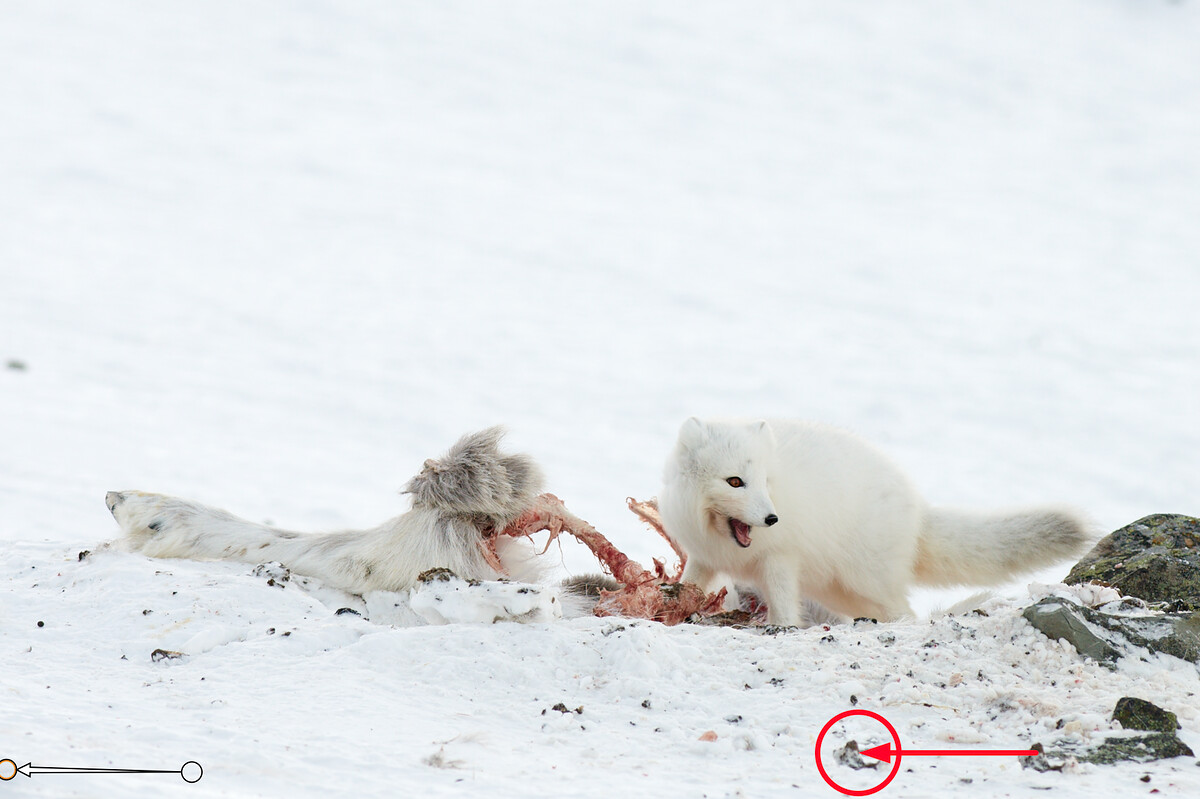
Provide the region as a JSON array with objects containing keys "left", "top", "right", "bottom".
[{"left": 764, "top": 514, "right": 778, "bottom": 527}]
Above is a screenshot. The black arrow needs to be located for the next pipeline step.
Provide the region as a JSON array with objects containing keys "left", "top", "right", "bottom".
[{"left": 1, "top": 759, "right": 201, "bottom": 783}]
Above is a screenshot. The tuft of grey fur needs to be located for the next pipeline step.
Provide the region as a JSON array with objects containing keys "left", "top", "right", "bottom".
[
  {"left": 403, "top": 426, "right": 544, "bottom": 530},
  {"left": 560, "top": 573, "right": 621, "bottom": 597},
  {"left": 556, "top": 573, "right": 622, "bottom": 619}
]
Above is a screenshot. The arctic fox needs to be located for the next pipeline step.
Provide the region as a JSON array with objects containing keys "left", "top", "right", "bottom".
[
  {"left": 106, "top": 427, "right": 546, "bottom": 594},
  {"left": 657, "top": 418, "right": 1090, "bottom": 626}
]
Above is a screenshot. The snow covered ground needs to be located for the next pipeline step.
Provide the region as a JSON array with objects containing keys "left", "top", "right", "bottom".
[{"left": 2, "top": 1, "right": 1198, "bottom": 796}]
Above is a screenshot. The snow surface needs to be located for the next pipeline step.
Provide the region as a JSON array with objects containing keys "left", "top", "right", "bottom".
[{"left": 3, "top": 1, "right": 1199, "bottom": 797}]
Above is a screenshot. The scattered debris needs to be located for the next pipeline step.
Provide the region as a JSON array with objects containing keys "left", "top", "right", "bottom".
[
  {"left": 418, "top": 567, "right": 478, "bottom": 586},
  {"left": 252, "top": 562, "right": 291, "bottom": 587},
  {"left": 422, "top": 747, "right": 464, "bottom": 769},
  {"left": 698, "top": 730, "right": 718, "bottom": 742},
  {"left": 411, "top": 570, "right": 560, "bottom": 624},
  {"left": 1020, "top": 743, "right": 1065, "bottom": 772},
  {"left": 150, "top": 649, "right": 185, "bottom": 662},
  {"left": 835, "top": 740, "right": 879, "bottom": 770}
]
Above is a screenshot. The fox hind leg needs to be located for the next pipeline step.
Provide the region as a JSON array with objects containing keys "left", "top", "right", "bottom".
[{"left": 106, "top": 490, "right": 294, "bottom": 562}]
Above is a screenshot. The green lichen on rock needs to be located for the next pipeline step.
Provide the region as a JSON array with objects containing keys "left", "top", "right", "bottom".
[
  {"left": 1076, "top": 732, "right": 1193, "bottom": 765},
  {"left": 1065, "top": 514, "right": 1200, "bottom": 610},
  {"left": 1026, "top": 696, "right": 1194, "bottom": 768},
  {"left": 1112, "top": 697, "right": 1180, "bottom": 733}
]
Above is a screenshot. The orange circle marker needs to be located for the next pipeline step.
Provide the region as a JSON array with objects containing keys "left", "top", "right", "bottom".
[{"left": 0, "top": 759, "right": 17, "bottom": 781}]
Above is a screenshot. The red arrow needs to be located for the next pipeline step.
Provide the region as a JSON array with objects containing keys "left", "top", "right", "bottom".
[{"left": 861, "top": 743, "right": 1039, "bottom": 764}]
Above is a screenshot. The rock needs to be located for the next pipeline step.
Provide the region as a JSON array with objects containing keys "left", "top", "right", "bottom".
[
  {"left": 1112, "top": 698, "right": 1181, "bottom": 733},
  {"left": 1077, "top": 733, "right": 1193, "bottom": 765},
  {"left": 1029, "top": 702, "right": 1193, "bottom": 767},
  {"left": 1021, "top": 598, "right": 1121, "bottom": 663},
  {"left": 1084, "top": 607, "right": 1200, "bottom": 663},
  {"left": 1020, "top": 743, "right": 1065, "bottom": 772},
  {"left": 1065, "top": 514, "right": 1200, "bottom": 610},
  {"left": 1022, "top": 596, "right": 1199, "bottom": 665},
  {"left": 834, "top": 740, "right": 879, "bottom": 770}
]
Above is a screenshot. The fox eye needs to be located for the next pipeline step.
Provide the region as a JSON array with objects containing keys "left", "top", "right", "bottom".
[{"left": 726, "top": 477, "right": 744, "bottom": 488}]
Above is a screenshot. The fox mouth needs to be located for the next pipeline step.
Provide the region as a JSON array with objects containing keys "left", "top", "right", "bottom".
[{"left": 728, "top": 518, "right": 753, "bottom": 548}]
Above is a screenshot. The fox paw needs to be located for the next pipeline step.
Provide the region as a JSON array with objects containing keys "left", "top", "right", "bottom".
[{"left": 106, "top": 490, "right": 180, "bottom": 539}]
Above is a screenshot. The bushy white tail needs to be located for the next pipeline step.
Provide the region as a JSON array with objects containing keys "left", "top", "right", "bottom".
[{"left": 914, "top": 507, "right": 1090, "bottom": 587}]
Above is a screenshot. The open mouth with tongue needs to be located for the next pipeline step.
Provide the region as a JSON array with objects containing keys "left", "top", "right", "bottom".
[{"left": 728, "top": 517, "right": 753, "bottom": 548}]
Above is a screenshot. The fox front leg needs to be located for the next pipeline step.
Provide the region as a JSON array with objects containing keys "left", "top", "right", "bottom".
[
  {"left": 759, "top": 562, "right": 804, "bottom": 627},
  {"left": 680, "top": 559, "right": 717, "bottom": 594}
]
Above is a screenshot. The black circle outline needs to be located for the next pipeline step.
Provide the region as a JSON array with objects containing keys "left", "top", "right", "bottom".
[{"left": 180, "top": 761, "right": 203, "bottom": 783}]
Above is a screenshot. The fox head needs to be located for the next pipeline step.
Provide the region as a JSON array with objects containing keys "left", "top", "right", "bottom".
[{"left": 662, "top": 417, "right": 779, "bottom": 550}]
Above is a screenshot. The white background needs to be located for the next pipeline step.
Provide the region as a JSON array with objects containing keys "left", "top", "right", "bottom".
[{"left": 2, "top": 2, "right": 1197, "bottom": 797}]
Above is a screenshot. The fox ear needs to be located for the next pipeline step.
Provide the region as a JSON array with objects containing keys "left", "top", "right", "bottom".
[
  {"left": 678, "top": 417, "right": 709, "bottom": 448},
  {"left": 753, "top": 419, "right": 775, "bottom": 444}
]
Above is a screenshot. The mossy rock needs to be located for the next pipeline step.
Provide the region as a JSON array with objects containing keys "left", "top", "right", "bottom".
[
  {"left": 1029, "top": 698, "right": 1193, "bottom": 767},
  {"left": 1077, "top": 732, "right": 1193, "bottom": 765},
  {"left": 1065, "top": 514, "right": 1200, "bottom": 610},
  {"left": 1112, "top": 697, "right": 1180, "bottom": 733}
]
